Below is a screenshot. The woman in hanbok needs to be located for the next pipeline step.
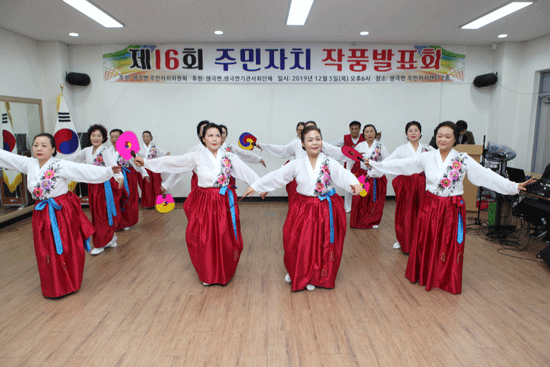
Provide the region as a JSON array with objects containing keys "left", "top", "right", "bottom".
[
  {"left": 109, "top": 129, "right": 149, "bottom": 231},
  {"left": 0, "top": 133, "right": 120, "bottom": 298},
  {"left": 138, "top": 130, "right": 169, "bottom": 208},
  {"left": 65, "top": 124, "right": 124, "bottom": 255},
  {"left": 366, "top": 121, "right": 535, "bottom": 294},
  {"left": 350, "top": 124, "right": 389, "bottom": 229},
  {"left": 134, "top": 123, "right": 260, "bottom": 286},
  {"left": 385, "top": 121, "right": 433, "bottom": 252},
  {"left": 257, "top": 121, "right": 347, "bottom": 205},
  {"left": 243, "top": 126, "right": 362, "bottom": 291}
]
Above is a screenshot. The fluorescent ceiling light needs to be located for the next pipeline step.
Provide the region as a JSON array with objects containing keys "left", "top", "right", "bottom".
[
  {"left": 359, "top": 31, "right": 369, "bottom": 36},
  {"left": 287, "top": 0, "right": 315, "bottom": 26},
  {"left": 498, "top": 34, "right": 508, "bottom": 38},
  {"left": 461, "top": 2, "right": 533, "bottom": 29},
  {"left": 69, "top": 32, "right": 79, "bottom": 37},
  {"left": 63, "top": 0, "right": 124, "bottom": 28},
  {"left": 214, "top": 30, "right": 224, "bottom": 35}
]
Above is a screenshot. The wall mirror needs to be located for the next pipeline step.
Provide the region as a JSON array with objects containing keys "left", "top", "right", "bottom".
[{"left": 0, "top": 95, "right": 44, "bottom": 223}]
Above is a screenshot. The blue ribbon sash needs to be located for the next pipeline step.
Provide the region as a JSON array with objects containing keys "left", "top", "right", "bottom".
[
  {"left": 452, "top": 197, "right": 465, "bottom": 244},
  {"left": 103, "top": 179, "right": 118, "bottom": 226},
  {"left": 35, "top": 198, "right": 64, "bottom": 255},
  {"left": 372, "top": 177, "right": 377, "bottom": 203},
  {"left": 121, "top": 167, "right": 130, "bottom": 196},
  {"left": 318, "top": 188, "right": 336, "bottom": 244},
  {"left": 219, "top": 185, "right": 238, "bottom": 240}
]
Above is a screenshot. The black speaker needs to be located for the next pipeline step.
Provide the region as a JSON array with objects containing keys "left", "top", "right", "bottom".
[
  {"left": 473, "top": 73, "right": 498, "bottom": 88},
  {"left": 66, "top": 72, "right": 91, "bottom": 86}
]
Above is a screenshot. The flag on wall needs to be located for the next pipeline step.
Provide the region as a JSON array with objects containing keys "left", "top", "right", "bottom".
[
  {"left": 1, "top": 102, "right": 22, "bottom": 193},
  {"left": 54, "top": 95, "right": 79, "bottom": 191}
]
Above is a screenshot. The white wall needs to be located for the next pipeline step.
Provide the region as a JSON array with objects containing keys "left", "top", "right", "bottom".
[
  {"left": 3, "top": 28, "right": 547, "bottom": 197},
  {"left": 68, "top": 44, "right": 494, "bottom": 197},
  {"left": 0, "top": 27, "right": 43, "bottom": 99},
  {"left": 516, "top": 33, "right": 550, "bottom": 171}
]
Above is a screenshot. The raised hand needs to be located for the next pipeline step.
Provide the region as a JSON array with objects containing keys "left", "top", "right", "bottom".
[{"left": 134, "top": 156, "right": 145, "bottom": 167}]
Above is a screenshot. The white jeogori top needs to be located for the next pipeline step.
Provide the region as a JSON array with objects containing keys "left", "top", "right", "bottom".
[
  {"left": 139, "top": 141, "right": 168, "bottom": 160},
  {"left": 355, "top": 140, "right": 389, "bottom": 176},
  {"left": 251, "top": 153, "right": 360, "bottom": 197},
  {"left": 369, "top": 148, "right": 519, "bottom": 197},
  {"left": 144, "top": 148, "right": 260, "bottom": 188},
  {"left": 63, "top": 144, "right": 122, "bottom": 179},
  {"left": 0, "top": 149, "right": 115, "bottom": 201},
  {"left": 385, "top": 142, "right": 433, "bottom": 161}
]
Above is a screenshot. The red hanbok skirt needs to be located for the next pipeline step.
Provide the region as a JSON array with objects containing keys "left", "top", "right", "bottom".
[
  {"left": 286, "top": 179, "right": 298, "bottom": 205},
  {"left": 191, "top": 172, "right": 198, "bottom": 191},
  {"left": 405, "top": 192, "right": 466, "bottom": 294},
  {"left": 88, "top": 178, "right": 120, "bottom": 248},
  {"left": 350, "top": 174, "right": 387, "bottom": 229},
  {"left": 283, "top": 193, "right": 346, "bottom": 291},
  {"left": 140, "top": 169, "right": 163, "bottom": 208},
  {"left": 32, "top": 192, "right": 95, "bottom": 298},
  {"left": 183, "top": 186, "right": 243, "bottom": 285},
  {"left": 116, "top": 167, "right": 140, "bottom": 230},
  {"left": 392, "top": 173, "right": 426, "bottom": 253}
]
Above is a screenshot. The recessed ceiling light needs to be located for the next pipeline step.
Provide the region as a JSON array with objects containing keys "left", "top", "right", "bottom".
[
  {"left": 69, "top": 32, "right": 79, "bottom": 37},
  {"left": 461, "top": 2, "right": 533, "bottom": 30},
  {"left": 63, "top": 0, "right": 124, "bottom": 28},
  {"left": 214, "top": 30, "right": 224, "bottom": 35},
  {"left": 287, "top": 0, "right": 315, "bottom": 26},
  {"left": 359, "top": 31, "right": 369, "bottom": 36},
  {"left": 498, "top": 34, "right": 508, "bottom": 38}
]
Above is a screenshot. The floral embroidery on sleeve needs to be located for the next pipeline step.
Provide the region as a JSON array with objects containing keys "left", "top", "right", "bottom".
[
  {"left": 33, "top": 161, "right": 61, "bottom": 200},
  {"left": 214, "top": 154, "right": 232, "bottom": 187},
  {"left": 314, "top": 157, "right": 332, "bottom": 196},
  {"left": 435, "top": 153, "right": 467, "bottom": 195}
]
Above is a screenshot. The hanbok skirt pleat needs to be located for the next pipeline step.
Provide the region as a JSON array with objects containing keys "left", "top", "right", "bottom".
[
  {"left": 140, "top": 169, "right": 162, "bottom": 208},
  {"left": 283, "top": 193, "right": 346, "bottom": 291},
  {"left": 405, "top": 192, "right": 466, "bottom": 295},
  {"left": 183, "top": 186, "right": 243, "bottom": 285},
  {"left": 191, "top": 172, "right": 198, "bottom": 191},
  {"left": 392, "top": 173, "right": 426, "bottom": 253},
  {"left": 350, "top": 174, "right": 387, "bottom": 229},
  {"left": 88, "top": 179, "right": 120, "bottom": 248},
  {"left": 32, "top": 192, "right": 95, "bottom": 298},
  {"left": 116, "top": 167, "right": 140, "bottom": 230},
  {"left": 286, "top": 179, "right": 298, "bottom": 205}
]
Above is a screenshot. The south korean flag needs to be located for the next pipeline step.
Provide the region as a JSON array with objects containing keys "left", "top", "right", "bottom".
[{"left": 1, "top": 102, "right": 22, "bottom": 193}]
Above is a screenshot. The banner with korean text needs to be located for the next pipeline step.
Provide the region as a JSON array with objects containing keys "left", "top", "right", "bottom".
[{"left": 103, "top": 44, "right": 465, "bottom": 84}]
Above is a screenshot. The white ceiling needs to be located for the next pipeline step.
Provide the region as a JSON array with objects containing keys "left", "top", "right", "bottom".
[{"left": 1, "top": 0, "right": 550, "bottom": 46}]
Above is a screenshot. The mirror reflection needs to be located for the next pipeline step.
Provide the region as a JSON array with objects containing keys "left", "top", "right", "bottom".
[{"left": 0, "top": 96, "right": 44, "bottom": 222}]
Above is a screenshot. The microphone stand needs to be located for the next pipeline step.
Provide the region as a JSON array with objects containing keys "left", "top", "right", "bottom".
[{"left": 474, "top": 135, "right": 487, "bottom": 225}]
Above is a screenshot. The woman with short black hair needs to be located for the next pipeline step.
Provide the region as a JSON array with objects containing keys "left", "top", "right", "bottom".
[
  {"left": 0, "top": 133, "right": 120, "bottom": 297},
  {"left": 135, "top": 123, "right": 260, "bottom": 286},
  {"left": 65, "top": 124, "right": 124, "bottom": 255},
  {"left": 385, "top": 121, "right": 433, "bottom": 253},
  {"left": 366, "top": 121, "right": 534, "bottom": 294}
]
